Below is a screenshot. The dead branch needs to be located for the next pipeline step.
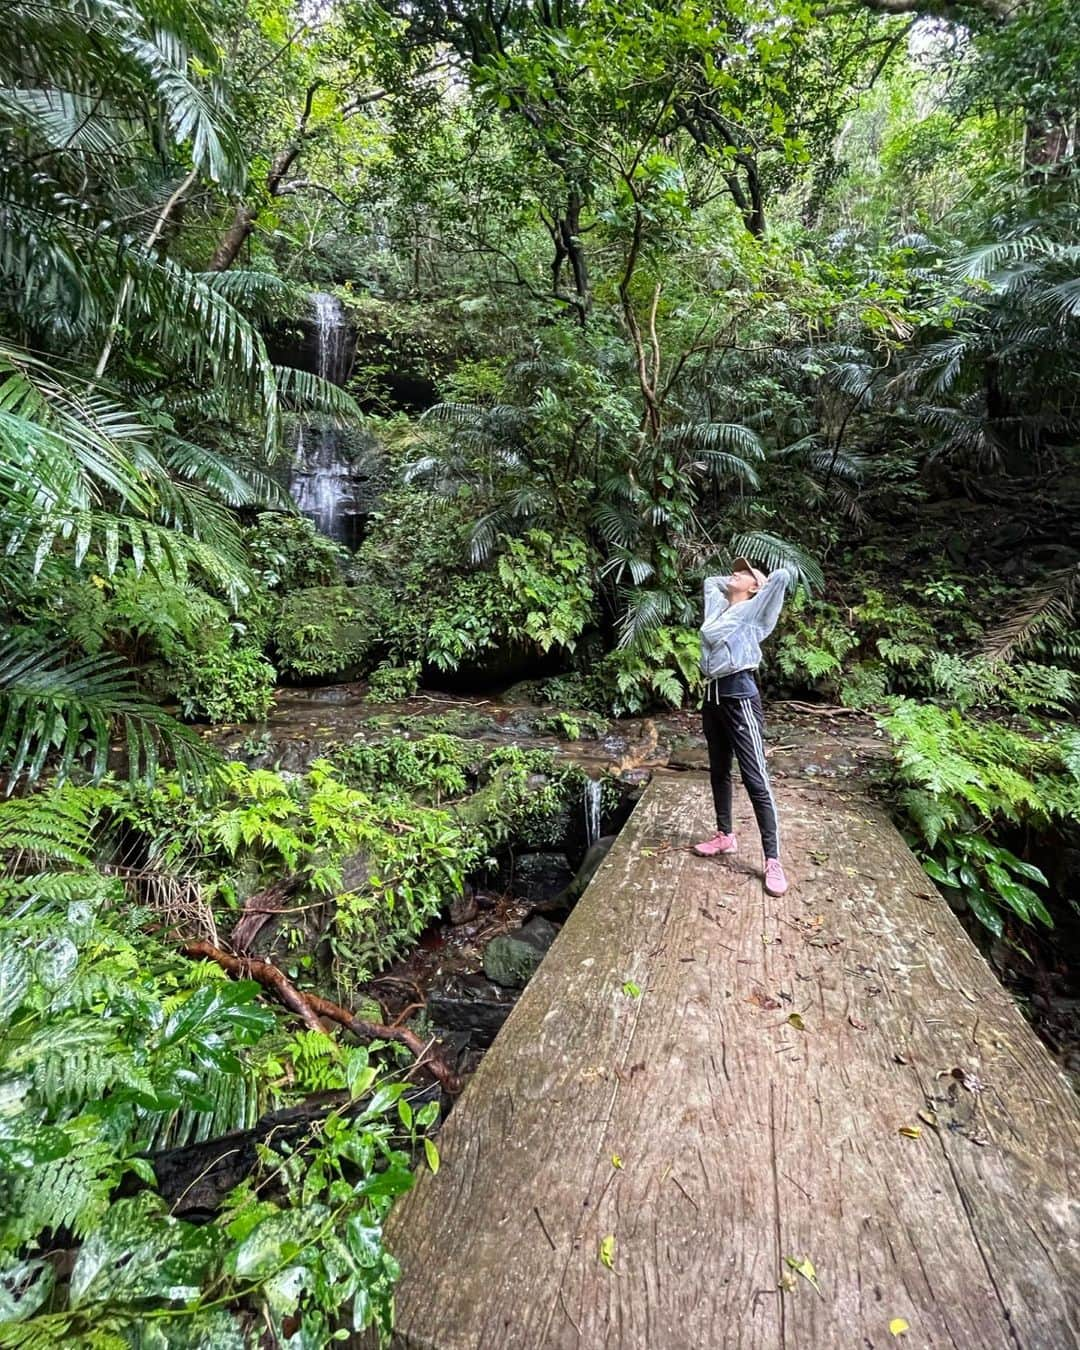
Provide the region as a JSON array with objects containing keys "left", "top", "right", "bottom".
[
  {"left": 183, "top": 940, "right": 462, "bottom": 1094},
  {"left": 772, "top": 700, "right": 866, "bottom": 716},
  {"left": 230, "top": 874, "right": 304, "bottom": 954}
]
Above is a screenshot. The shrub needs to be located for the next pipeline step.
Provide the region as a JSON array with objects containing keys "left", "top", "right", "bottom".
[
  {"left": 367, "top": 660, "right": 422, "bottom": 703},
  {"left": 245, "top": 512, "right": 348, "bottom": 591},
  {"left": 274, "top": 586, "right": 384, "bottom": 679},
  {"left": 175, "top": 644, "right": 277, "bottom": 723},
  {"left": 0, "top": 813, "right": 424, "bottom": 1347},
  {"left": 882, "top": 700, "right": 1080, "bottom": 934},
  {"left": 354, "top": 493, "right": 596, "bottom": 676},
  {"left": 590, "top": 626, "right": 702, "bottom": 715}
]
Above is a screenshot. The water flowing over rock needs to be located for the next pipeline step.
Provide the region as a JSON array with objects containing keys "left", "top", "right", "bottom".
[
  {"left": 287, "top": 292, "right": 379, "bottom": 548},
  {"left": 584, "top": 776, "right": 602, "bottom": 848}
]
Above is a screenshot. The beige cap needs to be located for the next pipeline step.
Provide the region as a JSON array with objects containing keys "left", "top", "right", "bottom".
[{"left": 732, "top": 556, "right": 768, "bottom": 592}]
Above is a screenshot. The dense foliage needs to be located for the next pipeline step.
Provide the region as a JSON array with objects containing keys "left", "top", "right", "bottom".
[{"left": 3, "top": 0, "right": 1079, "bottom": 1342}]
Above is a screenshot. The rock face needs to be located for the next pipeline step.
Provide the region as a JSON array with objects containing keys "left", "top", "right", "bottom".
[
  {"left": 483, "top": 916, "right": 559, "bottom": 989},
  {"left": 426, "top": 974, "right": 519, "bottom": 1047},
  {"left": 508, "top": 852, "right": 575, "bottom": 904}
]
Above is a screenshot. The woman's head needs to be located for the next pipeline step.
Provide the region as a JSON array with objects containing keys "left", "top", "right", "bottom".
[{"left": 728, "top": 557, "right": 766, "bottom": 604}]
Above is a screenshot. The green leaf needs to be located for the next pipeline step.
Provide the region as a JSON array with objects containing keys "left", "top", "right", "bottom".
[
  {"left": 233, "top": 1207, "right": 327, "bottom": 1280},
  {"left": 0, "top": 948, "right": 29, "bottom": 1026},
  {"left": 965, "top": 890, "right": 1004, "bottom": 937},
  {"left": 921, "top": 858, "right": 956, "bottom": 886},
  {"left": 784, "top": 1254, "right": 822, "bottom": 1295},
  {"left": 424, "top": 1138, "right": 440, "bottom": 1175}
]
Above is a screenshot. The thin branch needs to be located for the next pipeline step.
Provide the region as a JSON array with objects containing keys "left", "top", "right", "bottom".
[{"left": 93, "top": 165, "right": 199, "bottom": 381}]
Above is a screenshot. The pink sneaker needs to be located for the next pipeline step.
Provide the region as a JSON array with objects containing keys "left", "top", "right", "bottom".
[
  {"left": 694, "top": 831, "right": 737, "bottom": 857},
  {"left": 764, "top": 858, "right": 789, "bottom": 896}
]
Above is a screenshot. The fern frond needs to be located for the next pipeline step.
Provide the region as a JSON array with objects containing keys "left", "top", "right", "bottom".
[
  {"left": 0, "top": 638, "right": 220, "bottom": 789},
  {"left": 981, "top": 565, "right": 1080, "bottom": 663}
]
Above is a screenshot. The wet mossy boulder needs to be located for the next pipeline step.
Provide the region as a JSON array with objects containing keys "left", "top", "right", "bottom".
[
  {"left": 273, "top": 585, "right": 383, "bottom": 681},
  {"left": 483, "top": 916, "right": 559, "bottom": 989}
]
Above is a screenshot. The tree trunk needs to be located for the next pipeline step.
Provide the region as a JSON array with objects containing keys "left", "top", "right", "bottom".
[{"left": 206, "top": 142, "right": 305, "bottom": 272}]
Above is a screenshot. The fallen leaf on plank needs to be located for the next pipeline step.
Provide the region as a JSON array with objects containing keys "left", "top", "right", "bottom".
[
  {"left": 747, "top": 988, "right": 781, "bottom": 1011},
  {"left": 783, "top": 1255, "right": 822, "bottom": 1296},
  {"left": 899, "top": 1124, "right": 922, "bottom": 1139},
  {"left": 889, "top": 1317, "right": 910, "bottom": 1336},
  {"left": 599, "top": 1235, "right": 615, "bottom": 1270}
]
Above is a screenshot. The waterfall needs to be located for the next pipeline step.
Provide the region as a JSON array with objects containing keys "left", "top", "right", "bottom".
[
  {"left": 313, "top": 291, "right": 348, "bottom": 384},
  {"left": 288, "top": 292, "right": 367, "bottom": 548},
  {"left": 584, "top": 777, "right": 602, "bottom": 849}
]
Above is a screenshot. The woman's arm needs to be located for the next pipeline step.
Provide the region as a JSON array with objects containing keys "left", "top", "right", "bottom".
[
  {"left": 742, "top": 566, "right": 795, "bottom": 633},
  {"left": 699, "top": 575, "right": 732, "bottom": 641}
]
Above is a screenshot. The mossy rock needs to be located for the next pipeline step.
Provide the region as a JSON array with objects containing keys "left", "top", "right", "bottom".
[
  {"left": 274, "top": 585, "right": 379, "bottom": 680},
  {"left": 483, "top": 917, "right": 559, "bottom": 989}
]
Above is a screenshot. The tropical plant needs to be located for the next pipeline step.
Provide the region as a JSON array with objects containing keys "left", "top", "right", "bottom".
[
  {"left": 0, "top": 0, "right": 361, "bottom": 788},
  {"left": 883, "top": 700, "right": 1079, "bottom": 934}
]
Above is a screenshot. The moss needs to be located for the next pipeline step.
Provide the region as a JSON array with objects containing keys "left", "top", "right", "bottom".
[{"left": 273, "top": 585, "right": 381, "bottom": 679}]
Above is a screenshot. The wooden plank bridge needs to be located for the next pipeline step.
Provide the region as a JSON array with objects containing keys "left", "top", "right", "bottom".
[{"left": 375, "top": 772, "right": 1080, "bottom": 1349}]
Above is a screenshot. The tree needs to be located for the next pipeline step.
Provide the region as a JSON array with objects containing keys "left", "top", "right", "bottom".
[{"left": 0, "top": 0, "right": 360, "bottom": 785}]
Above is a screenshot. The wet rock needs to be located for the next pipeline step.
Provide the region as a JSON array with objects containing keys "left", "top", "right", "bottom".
[
  {"left": 535, "top": 836, "right": 616, "bottom": 916},
  {"left": 483, "top": 917, "right": 559, "bottom": 989},
  {"left": 509, "top": 852, "right": 575, "bottom": 904},
  {"left": 448, "top": 889, "right": 479, "bottom": 925},
  {"left": 500, "top": 681, "right": 544, "bottom": 705},
  {"left": 426, "top": 973, "right": 520, "bottom": 1045}
]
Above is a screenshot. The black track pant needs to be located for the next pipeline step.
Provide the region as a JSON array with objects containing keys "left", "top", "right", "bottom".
[{"left": 701, "top": 690, "right": 781, "bottom": 859}]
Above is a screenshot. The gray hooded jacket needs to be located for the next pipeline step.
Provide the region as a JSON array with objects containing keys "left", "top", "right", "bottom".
[{"left": 699, "top": 566, "right": 794, "bottom": 681}]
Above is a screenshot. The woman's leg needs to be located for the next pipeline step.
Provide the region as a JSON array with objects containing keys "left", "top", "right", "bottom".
[
  {"left": 728, "top": 691, "right": 781, "bottom": 859},
  {"left": 701, "top": 698, "right": 734, "bottom": 833}
]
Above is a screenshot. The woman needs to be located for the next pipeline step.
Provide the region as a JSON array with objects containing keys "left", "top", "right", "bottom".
[{"left": 694, "top": 557, "right": 795, "bottom": 897}]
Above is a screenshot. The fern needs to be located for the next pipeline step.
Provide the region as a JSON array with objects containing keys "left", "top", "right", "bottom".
[{"left": 0, "top": 639, "right": 220, "bottom": 790}]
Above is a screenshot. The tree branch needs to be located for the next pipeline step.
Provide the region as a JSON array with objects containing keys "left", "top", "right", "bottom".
[{"left": 184, "top": 940, "right": 463, "bottom": 1093}]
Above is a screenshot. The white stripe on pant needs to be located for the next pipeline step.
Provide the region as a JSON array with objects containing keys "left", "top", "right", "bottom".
[
  {"left": 700, "top": 685, "right": 781, "bottom": 859},
  {"left": 739, "top": 696, "right": 781, "bottom": 858}
]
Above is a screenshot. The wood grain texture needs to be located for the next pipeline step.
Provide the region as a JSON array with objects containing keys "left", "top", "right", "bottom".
[{"left": 370, "top": 773, "right": 1080, "bottom": 1350}]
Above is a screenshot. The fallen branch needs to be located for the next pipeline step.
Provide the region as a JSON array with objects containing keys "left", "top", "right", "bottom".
[
  {"left": 772, "top": 701, "right": 866, "bottom": 716},
  {"left": 302, "top": 990, "right": 461, "bottom": 1093},
  {"left": 183, "top": 940, "right": 462, "bottom": 1093}
]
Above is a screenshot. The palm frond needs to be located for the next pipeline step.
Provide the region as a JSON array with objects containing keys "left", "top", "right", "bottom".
[
  {"left": 273, "top": 366, "right": 364, "bottom": 426},
  {"left": 951, "top": 234, "right": 1060, "bottom": 284},
  {"left": 616, "top": 587, "right": 675, "bottom": 649},
  {"left": 981, "top": 565, "right": 1080, "bottom": 663},
  {"left": 665, "top": 420, "right": 764, "bottom": 459},
  {"left": 807, "top": 447, "right": 868, "bottom": 482},
  {"left": 163, "top": 438, "right": 293, "bottom": 511},
  {"left": 468, "top": 508, "right": 513, "bottom": 563},
  {"left": 728, "top": 531, "right": 824, "bottom": 592},
  {"left": 590, "top": 502, "right": 639, "bottom": 549},
  {"left": 0, "top": 639, "right": 220, "bottom": 790},
  {"left": 0, "top": 347, "right": 152, "bottom": 511},
  {"left": 120, "top": 27, "right": 243, "bottom": 186},
  {"left": 0, "top": 88, "right": 130, "bottom": 155},
  {"left": 598, "top": 548, "right": 655, "bottom": 585}
]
